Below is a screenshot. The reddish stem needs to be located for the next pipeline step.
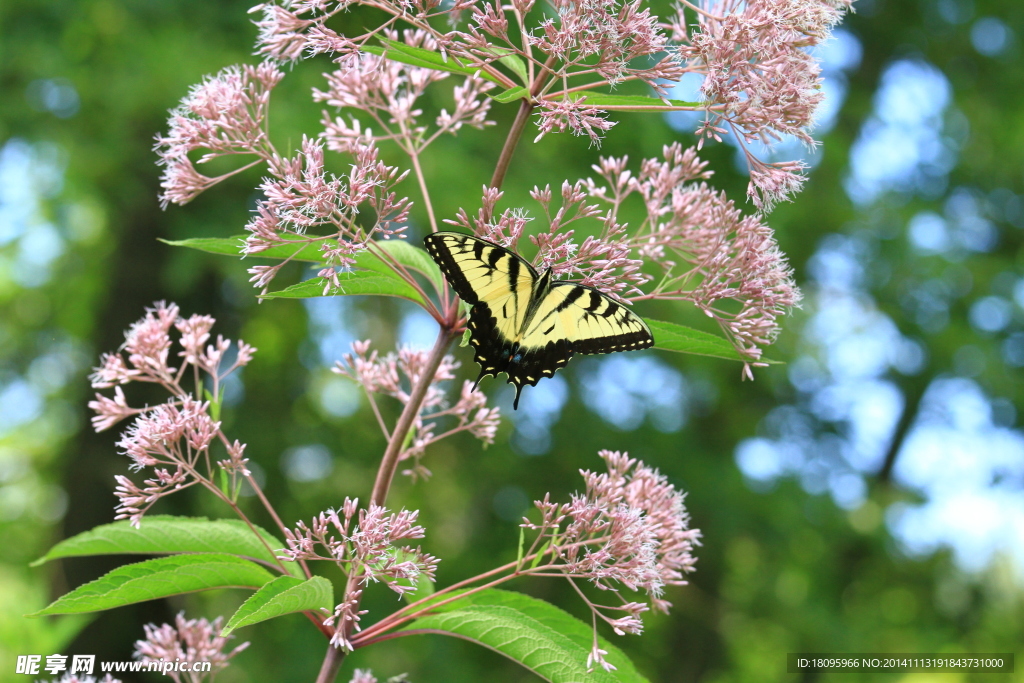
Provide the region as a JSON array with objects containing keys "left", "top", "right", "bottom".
[{"left": 490, "top": 98, "right": 535, "bottom": 191}]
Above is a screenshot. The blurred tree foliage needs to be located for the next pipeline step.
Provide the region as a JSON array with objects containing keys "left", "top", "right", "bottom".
[{"left": 0, "top": 0, "right": 1021, "bottom": 681}]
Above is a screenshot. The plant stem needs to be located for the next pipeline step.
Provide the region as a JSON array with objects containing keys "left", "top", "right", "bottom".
[
  {"left": 354, "top": 546, "right": 557, "bottom": 644},
  {"left": 314, "top": 324, "right": 456, "bottom": 683},
  {"left": 489, "top": 55, "right": 556, "bottom": 191},
  {"left": 409, "top": 149, "right": 439, "bottom": 234},
  {"left": 316, "top": 56, "right": 550, "bottom": 679},
  {"left": 369, "top": 326, "right": 456, "bottom": 506},
  {"left": 213, "top": 430, "right": 314, "bottom": 579},
  {"left": 173, "top": 454, "right": 295, "bottom": 577},
  {"left": 316, "top": 643, "right": 345, "bottom": 683},
  {"left": 354, "top": 572, "right": 522, "bottom": 646},
  {"left": 490, "top": 98, "right": 534, "bottom": 191}
]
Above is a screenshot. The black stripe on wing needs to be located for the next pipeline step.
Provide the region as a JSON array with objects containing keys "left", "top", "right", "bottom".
[
  {"left": 556, "top": 284, "right": 655, "bottom": 355},
  {"left": 573, "top": 325, "right": 654, "bottom": 354},
  {"left": 423, "top": 232, "right": 480, "bottom": 304},
  {"left": 423, "top": 231, "right": 537, "bottom": 306}
]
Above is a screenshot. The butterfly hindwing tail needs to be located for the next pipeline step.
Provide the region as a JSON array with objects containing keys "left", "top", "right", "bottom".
[{"left": 503, "top": 339, "right": 574, "bottom": 410}]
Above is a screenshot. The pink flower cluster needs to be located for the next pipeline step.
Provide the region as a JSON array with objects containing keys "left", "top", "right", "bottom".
[
  {"left": 593, "top": 143, "right": 802, "bottom": 368},
  {"left": 529, "top": 0, "right": 672, "bottom": 85},
  {"left": 134, "top": 612, "right": 249, "bottom": 683},
  {"left": 155, "top": 19, "right": 503, "bottom": 296},
  {"left": 155, "top": 62, "right": 283, "bottom": 207},
  {"left": 524, "top": 450, "right": 700, "bottom": 671},
  {"left": 317, "top": 30, "right": 496, "bottom": 155},
  {"left": 334, "top": 340, "right": 501, "bottom": 479},
  {"left": 90, "top": 303, "right": 254, "bottom": 397},
  {"left": 673, "top": 0, "right": 855, "bottom": 208},
  {"left": 447, "top": 182, "right": 648, "bottom": 299},
  {"left": 250, "top": 1, "right": 363, "bottom": 63},
  {"left": 245, "top": 134, "right": 412, "bottom": 294},
  {"left": 175, "top": 0, "right": 852, "bottom": 222},
  {"left": 456, "top": 0, "right": 681, "bottom": 143},
  {"left": 450, "top": 144, "right": 800, "bottom": 369},
  {"left": 533, "top": 97, "right": 618, "bottom": 147},
  {"left": 281, "top": 499, "right": 440, "bottom": 650},
  {"left": 527, "top": 450, "right": 699, "bottom": 603},
  {"left": 88, "top": 303, "right": 254, "bottom": 526}
]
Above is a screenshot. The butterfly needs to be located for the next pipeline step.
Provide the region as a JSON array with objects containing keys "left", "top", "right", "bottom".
[{"left": 424, "top": 231, "right": 654, "bottom": 409}]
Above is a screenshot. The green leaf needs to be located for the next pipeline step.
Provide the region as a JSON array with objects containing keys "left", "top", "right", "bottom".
[
  {"left": 499, "top": 55, "right": 528, "bottom": 83},
  {"left": 491, "top": 86, "right": 530, "bottom": 103},
  {"left": 165, "top": 235, "right": 442, "bottom": 295},
  {"left": 366, "top": 40, "right": 505, "bottom": 86},
  {"left": 367, "top": 240, "right": 445, "bottom": 294},
  {"left": 221, "top": 576, "right": 333, "bottom": 636},
  {"left": 204, "top": 386, "right": 225, "bottom": 422},
  {"left": 468, "top": 44, "right": 528, "bottom": 85},
  {"left": 649, "top": 318, "right": 740, "bottom": 358},
  {"left": 261, "top": 271, "right": 424, "bottom": 303},
  {"left": 460, "top": 328, "right": 472, "bottom": 347},
  {"left": 29, "top": 554, "right": 274, "bottom": 616},
  {"left": 160, "top": 235, "right": 331, "bottom": 262},
  {"left": 648, "top": 318, "right": 762, "bottom": 362},
  {"left": 489, "top": 49, "right": 529, "bottom": 84},
  {"left": 569, "top": 91, "right": 700, "bottom": 109},
  {"left": 31, "top": 516, "right": 287, "bottom": 570},
  {"left": 403, "top": 589, "right": 648, "bottom": 683},
  {"left": 166, "top": 234, "right": 442, "bottom": 303}
]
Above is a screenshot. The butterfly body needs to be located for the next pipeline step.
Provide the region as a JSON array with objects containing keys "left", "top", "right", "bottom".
[{"left": 425, "top": 231, "right": 653, "bottom": 409}]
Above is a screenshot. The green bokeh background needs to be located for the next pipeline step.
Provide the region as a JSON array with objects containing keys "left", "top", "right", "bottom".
[{"left": 1, "top": 0, "right": 1022, "bottom": 681}]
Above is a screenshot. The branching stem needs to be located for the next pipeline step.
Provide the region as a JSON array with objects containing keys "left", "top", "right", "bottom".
[
  {"left": 315, "top": 324, "right": 456, "bottom": 683},
  {"left": 489, "top": 56, "right": 557, "bottom": 191}
]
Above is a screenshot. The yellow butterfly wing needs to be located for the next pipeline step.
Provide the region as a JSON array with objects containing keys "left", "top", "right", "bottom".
[
  {"left": 495, "top": 284, "right": 653, "bottom": 404},
  {"left": 424, "top": 229, "right": 536, "bottom": 344},
  {"left": 520, "top": 284, "right": 654, "bottom": 354}
]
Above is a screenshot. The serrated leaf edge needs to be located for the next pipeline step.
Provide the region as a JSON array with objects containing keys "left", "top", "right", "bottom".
[{"left": 222, "top": 576, "right": 333, "bottom": 636}]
